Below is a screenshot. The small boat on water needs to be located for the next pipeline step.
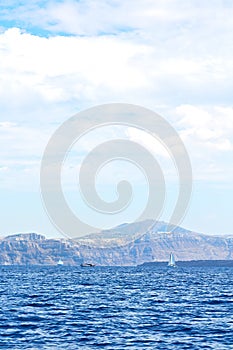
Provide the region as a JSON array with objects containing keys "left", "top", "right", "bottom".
[
  {"left": 80, "top": 263, "right": 95, "bottom": 267},
  {"left": 168, "top": 253, "right": 176, "bottom": 267},
  {"left": 57, "top": 259, "right": 64, "bottom": 266}
]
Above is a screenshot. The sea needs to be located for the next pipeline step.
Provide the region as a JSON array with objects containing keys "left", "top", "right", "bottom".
[{"left": 0, "top": 265, "right": 233, "bottom": 349}]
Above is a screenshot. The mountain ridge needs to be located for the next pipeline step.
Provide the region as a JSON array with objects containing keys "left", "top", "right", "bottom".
[{"left": 0, "top": 220, "right": 233, "bottom": 266}]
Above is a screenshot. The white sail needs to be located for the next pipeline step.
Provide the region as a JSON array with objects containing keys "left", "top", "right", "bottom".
[
  {"left": 57, "top": 259, "right": 64, "bottom": 265},
  {"left": 168, "top": 253, "right": 176, "bottom": 267}
]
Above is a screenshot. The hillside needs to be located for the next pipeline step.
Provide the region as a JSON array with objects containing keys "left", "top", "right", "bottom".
[{"left": 0, "top": 221, "right": 233, "bottom": 266}]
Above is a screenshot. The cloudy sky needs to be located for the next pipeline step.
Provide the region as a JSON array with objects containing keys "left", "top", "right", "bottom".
[{"left": 0, "top": 0, "right": 233, "bottom": 237}]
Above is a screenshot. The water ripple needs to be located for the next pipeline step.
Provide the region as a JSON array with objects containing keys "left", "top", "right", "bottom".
[{"left": 0, "top": 266, "right": 233, "bottom": 349}]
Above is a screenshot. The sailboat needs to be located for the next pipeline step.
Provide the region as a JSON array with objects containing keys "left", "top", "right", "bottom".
[
  {"left": 168, "top": 252, "right": 176, "bottom": 267},
  {"left": 57, "top": 259, "right": 64, "bottom": 266},
  {"left": 57, "top": 239, "right": 64, "bottom": 265}
]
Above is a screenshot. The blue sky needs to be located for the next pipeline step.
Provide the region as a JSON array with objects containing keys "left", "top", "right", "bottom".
[{"left": 0, "top": 0, "right": 233, "bottom": 237}]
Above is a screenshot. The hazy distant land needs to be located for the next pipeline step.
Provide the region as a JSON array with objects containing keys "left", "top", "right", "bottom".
[{"left": 1, "top": 220, "right": 233, "bottom": 266}]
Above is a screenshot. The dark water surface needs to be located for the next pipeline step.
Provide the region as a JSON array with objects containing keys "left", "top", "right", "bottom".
[{"left": 0, "top": 265, "right": 233, "bottom": 349}]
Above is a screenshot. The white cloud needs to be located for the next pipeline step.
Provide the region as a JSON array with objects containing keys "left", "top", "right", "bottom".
[
  {"left": 0, "top": 166, "right": 9, "bottom": 171},
  {"left": 176, "top": 105, "right": 233, "bottom": 147},
  {"left": 0, "top": 1, "right": 233, "bottom": 190},
  {"left": 174, "top": 105, "right": 233, "bottom": 181},
  {"left": 0, "top": 121, "right": 53, "bottom": 189},
  {"left": 1, "top": 23, "right": 232, "bottom": 117},
  {"left": 2, "top": 0, "right": 233, "bottom": 39},
  {"left": 0, "top": 121, "right": 49, "bottom": 156},
  {"left": 0, "top": 27, "right": 151, "bottom": 110}
]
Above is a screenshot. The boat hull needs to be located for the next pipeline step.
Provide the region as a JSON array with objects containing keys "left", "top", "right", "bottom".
[{"left": 80, "top": 263, "right": 95, "bottom": 267}]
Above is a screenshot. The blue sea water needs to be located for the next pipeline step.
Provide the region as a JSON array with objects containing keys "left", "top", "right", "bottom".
[{"left": 0, "top": 265, "right": 233, "bottom": 349}]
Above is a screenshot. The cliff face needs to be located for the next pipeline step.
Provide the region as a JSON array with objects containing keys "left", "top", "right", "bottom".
[
  {"left": 0, "top": 233, "right": 86, "bottom": 266},
  {"left": 0, "top": 221, "right": 233, "bottom": 266}
]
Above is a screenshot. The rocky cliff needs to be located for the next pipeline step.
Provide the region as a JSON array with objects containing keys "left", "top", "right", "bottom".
[{"left": 0, "top": 221, "right": 233, "bottom": 266}]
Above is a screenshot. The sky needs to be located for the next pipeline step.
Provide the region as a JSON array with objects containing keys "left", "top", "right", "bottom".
[{"left": 0, "top": 0, "right": 233, "bottom": 238}]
